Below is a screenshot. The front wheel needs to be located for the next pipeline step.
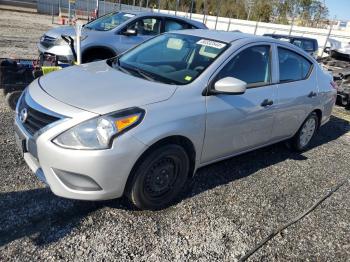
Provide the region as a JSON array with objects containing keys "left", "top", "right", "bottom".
[
  {"left": 126, "top": 144, "right": 190, "bottom": 210},
  {"left": 290, "top": 112, "right": 319, "bottom": 151}
]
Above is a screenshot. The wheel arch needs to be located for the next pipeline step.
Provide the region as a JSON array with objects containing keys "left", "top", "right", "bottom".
[
  {"left": 312, "top": 108, "right": 323, "bottom": 129},
  {"left": 82, "top": 46, "right": 117, "bottom": 62},
  {"left": 124, "top": 135, "right": 197, "bottom": 195}
]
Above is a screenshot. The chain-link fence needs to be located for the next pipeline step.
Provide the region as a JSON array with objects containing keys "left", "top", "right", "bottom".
[{"left": 7, "top": 0, "right": 350, "bottom": 55}]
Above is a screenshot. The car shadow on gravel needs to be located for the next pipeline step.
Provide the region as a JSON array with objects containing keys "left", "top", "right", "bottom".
[
  {"left": 0, "top": 116, "right": 348, "bottom": 247},
  {"left": 0, "top": 188, "right": 132, "bottom": 247},
  {"left": 181, "top": 115, "right": 349, "bottom": 201}
]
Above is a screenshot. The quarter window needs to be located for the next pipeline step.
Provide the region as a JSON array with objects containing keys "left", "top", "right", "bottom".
[
  {"left": 278, "top": 47, "right": 312, "bottom": 82},
  {"left": 216, "top": 45, "right": 271, "bottom": 87},
  {"left": 164, "top": 19, "right": 190, "bottom": 32}
]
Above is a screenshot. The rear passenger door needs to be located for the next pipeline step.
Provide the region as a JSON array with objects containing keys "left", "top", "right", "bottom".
[{"left": 272, "top": 46, "right": 318, "bottom": 140}]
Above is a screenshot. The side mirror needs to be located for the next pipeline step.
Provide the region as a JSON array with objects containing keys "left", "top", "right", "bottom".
[
  {"left": 213, "top": 77, "right": 247, "bottom": 95},
  {"left": 123, "top": 28, "right": 137, "bottom": 36}
]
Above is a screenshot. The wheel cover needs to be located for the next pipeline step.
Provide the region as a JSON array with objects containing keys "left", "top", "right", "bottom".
[
  {"left": 144, "top": 157, "right": 179, "bottom": 199},
  {"left": 300, "top": 118, "right": 316, "bottom": 147}
]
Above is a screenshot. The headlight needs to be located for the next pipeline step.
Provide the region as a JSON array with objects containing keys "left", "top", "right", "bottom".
[
  {"left": 53, "top": 108, "right": 145, "bottom": 150},
  {"left": 55, "top": 35, "right": 87, "bottom": 45}
]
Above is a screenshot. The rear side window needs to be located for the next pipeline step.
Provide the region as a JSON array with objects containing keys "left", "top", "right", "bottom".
[
  {"left": 216, "top": 45, "right": 271, "bottom": 87},
  {"left": 292, "top": 39, "right": 315, "bottom": 52},
  {"left": 278, "top": 47, "right": 312, "bottom": 83},
  {"left": 164, "top": 19, "right": 190, "bottom": 32}
]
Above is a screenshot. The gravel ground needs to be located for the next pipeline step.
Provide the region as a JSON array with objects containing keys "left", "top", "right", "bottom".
[{"left": 0, "top": 9, "right": 350, "bottom": 262}]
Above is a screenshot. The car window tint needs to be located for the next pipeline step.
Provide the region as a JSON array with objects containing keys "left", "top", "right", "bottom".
[
  {"left": 278, "top": 47, "right": 312, "bottom": 82},
  {"left": 164, "top": 20, "right": 188, "bottom": 32},
  {"left": 292, "top": 39, "right": 314, "bottom": 51},
  {"left": 216, "top": 45, "right": 271, "bottom": 86},
  {"left": 127, "top": 18, "right": 161, "bottom": 36}
]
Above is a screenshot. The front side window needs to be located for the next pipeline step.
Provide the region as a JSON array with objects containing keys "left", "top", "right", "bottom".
[
  {"left": 126, "top": 18, "right": 161, "bottom": 36},
  {"left": 113, "top": 34, "right": 228, "bottom": 85},
  {"left": 85, "top": 12, "right": 134, "bottom": 31},
  {"left": 278, "top": 47, "right": 312, "bottom": 82},
  {"left": 216, "top": 45, "right": 271, "bottom": 87}
]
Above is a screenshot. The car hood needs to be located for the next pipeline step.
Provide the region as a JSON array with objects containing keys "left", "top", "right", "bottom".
[
  {"left": 38, "top": 61, "right": 177, "bottom": 115},
  {"left": 44, "top": 26, "right": 77, "bottom": 38}
]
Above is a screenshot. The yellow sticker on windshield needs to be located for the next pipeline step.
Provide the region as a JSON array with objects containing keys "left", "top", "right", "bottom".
[{"left": 184, "top": 76, "right": 192, "bottom": 81}]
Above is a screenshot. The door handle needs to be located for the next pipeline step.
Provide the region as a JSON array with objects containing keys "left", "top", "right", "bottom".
[
  {"left": 308, "top": 91, "right": 317, "bottom": 98},
  {"left": 261, "top": 99, "right": 273, "bottom": 107}
]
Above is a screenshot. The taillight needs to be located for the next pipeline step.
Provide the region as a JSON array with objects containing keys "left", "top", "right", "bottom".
[{"left": 330, "top": 81, "right": 338, "bottom": 90}]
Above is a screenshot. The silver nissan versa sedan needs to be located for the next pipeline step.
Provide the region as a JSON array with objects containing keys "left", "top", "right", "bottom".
[
  {"left": 38, "top": 11, "right": 207, "bottom": 63},
  {"left": 15, "top": 30, "right": 336, "bottom": 210}
]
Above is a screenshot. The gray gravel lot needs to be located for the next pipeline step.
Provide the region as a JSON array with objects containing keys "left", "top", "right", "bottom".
[{"left": 0, "top": 8, "right": 350, "bottom": 262}]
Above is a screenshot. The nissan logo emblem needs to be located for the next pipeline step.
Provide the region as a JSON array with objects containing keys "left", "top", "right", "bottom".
[{"left": 19, "top": 108, "right": 28, "bottom": 124}]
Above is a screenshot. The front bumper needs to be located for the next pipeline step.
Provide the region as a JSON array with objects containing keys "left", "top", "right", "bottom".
[
  {"left": 37, "top": 42, "right": 75, "bottom": 63},
  {"left": 14, "top": 98, "right": 147, "bottom": 201}
]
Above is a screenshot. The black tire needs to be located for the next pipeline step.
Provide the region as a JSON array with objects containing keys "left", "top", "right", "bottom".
[
  {"left": 290, "top": 112, "right": 319, "bottom": 152},
  {"left": 5, "top": 91, "right": 22, "bottom": 111},
  {"left": 126, "top": 144, "right": 190, "bottom": 210}
]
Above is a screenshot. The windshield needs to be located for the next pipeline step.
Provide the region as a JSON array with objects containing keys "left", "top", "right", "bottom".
[
  {"left": 85, "top": 12, "right": 135, "bottom": 31},
  {"left": 112, "top": 33, "right": 228, "bottom": 85}
]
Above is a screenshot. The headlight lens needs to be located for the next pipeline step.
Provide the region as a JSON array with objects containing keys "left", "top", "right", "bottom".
[
  {"left": 55, "top": 35, "right": 87, "bottom": 45},
  {"left": 53, "top": 108, "right": 144, "bottom": 150}
]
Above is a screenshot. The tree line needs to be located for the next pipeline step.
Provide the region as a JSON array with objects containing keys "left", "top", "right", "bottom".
[{"left": 116, "top": 0, "right": 330, "bottom": 27}]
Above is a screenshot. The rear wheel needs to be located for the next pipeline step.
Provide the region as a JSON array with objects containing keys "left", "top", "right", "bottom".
[
  {"left": 5, "top": 91, "right": 22, "bottom": 111},
  {"left": 127, "top": 144, "right": 190, "bottom": 210},
  {"left": 290, "top": 112, "right": 319, "bottom": 151}
]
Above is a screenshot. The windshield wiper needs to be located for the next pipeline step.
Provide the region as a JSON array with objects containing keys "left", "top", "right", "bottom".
[
  {"left": 112, "top": 57, "right": 132, "bottom": 75},
  {"left": 133, "top": 68, "right": 158, "bottom": 82}
]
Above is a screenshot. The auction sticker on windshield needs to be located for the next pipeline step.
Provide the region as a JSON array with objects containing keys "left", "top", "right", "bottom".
[{"left": 197, "top": 39, "right": 227, "bottom": 49}]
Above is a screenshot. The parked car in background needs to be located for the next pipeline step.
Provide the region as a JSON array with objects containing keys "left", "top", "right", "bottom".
[
  {"left": 38, "top": 11, "right": 207, "bottom": 63},
  {"left": 18, "top": 30, "right": 336, "bottom": 210},
  {"left": 263, "top": 34, "right": 319, "bottom": 59}
]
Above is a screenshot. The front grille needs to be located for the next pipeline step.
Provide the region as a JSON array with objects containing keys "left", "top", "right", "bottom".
[
  {"left": 40, "top": 34, "right": 56, "bottom": 48},
  {"left": 18, "top": 96, "right": 60, "bottom": 136}
]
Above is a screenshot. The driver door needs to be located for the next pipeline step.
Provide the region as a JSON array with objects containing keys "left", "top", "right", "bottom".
[{"left": 201, "top": 44, "right": 278, "bottom": 163}]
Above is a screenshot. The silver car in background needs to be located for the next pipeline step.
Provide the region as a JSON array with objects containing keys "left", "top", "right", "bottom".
[
  {"left": 17, "top": 30, "right": 336, "bottom": 210},
  {"left": 38, "top": 11, "right": 207, "bottom": 63}
]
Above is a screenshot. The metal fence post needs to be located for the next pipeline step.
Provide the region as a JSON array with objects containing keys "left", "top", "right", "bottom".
[
  {"left": 227, "top": 12, "right": 232, "bottom": 31},
  {"left": 214, "top": 0, "right": 222, "bottom": 30},
  {"left": 51, "top": 1, "right": 54, "bottom": 24},
  {"left": 202, "top": 0, "right": 207, "bottom": 24},
  {"left": 119, "top": 0, "right": 122, "bottom": 11},
  {"left": 254, "top": 20, "right": 259, "bottom": 35},
  {"left": 189, "top": 0, "right": 194, "bottom": 19},
  {"left": 320, "top": 21, "right": 334, "bottom": 58},
  {"left": 158, "top": 0, "right": 160, "bottom": 12},
  {"left": 289, "top": 16, "right": 295, "bottom": 36},
  {"left": 175, "top": 0, "right": 178, "bottom": 16}
]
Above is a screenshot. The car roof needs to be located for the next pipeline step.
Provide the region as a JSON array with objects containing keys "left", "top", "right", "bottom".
[
  {"left": 118, "top": 11, "right": 207, "bottom": 28},
  {"left": 172, "top": 29, "right": 266, "bottom": 43},
  {"left": 263, "top": 34, "right": 317, "bottom": 41}
]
